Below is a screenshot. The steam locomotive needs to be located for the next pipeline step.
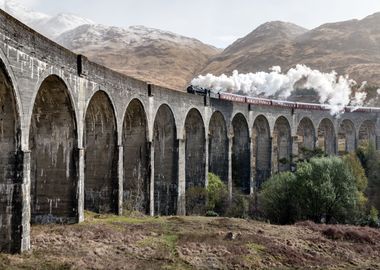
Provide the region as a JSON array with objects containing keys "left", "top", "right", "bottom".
[{"left": 187, "top": 85, "right": 380, "bottom": 113}]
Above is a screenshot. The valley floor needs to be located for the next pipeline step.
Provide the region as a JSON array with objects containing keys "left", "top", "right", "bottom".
[{"left": 1, "top": 212, "right": 380, "bottom": 269}]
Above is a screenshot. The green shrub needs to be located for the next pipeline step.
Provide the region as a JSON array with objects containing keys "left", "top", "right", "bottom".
[
  {"left": 259, "top": 172, "right": 298, "bottom": 224},
  {"left": 368, "top": 206, "right": 379, "bottom": 227},
  {"left": 226, "top": 194, "right": 252, "bottom": 219},
  {"left": 295, "top": 157, "right": 358, "bottom": 224},
  {"left": 205, "top": 210, "right": 219, "bottom": 217},
  {"left": 356, "top": 142, "right": 380, "bottom": 211},
  {"left": 259, "top": 156, "right": 363, "bottom": 224},
  {"left": 186, "top": 186, "right": 207, "bottom": 215},
  {"left": 207, "top": 173, "right": 228, "bottom": 214}
]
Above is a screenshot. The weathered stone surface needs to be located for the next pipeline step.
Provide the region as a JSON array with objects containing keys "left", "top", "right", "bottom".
[
  {"left": 185, "top": 108, "right": 206, "bottom": 214},
  {"left": 84, "top": 91, "right": 118, "bottom": 214},
  {"left": 153, "top": 105, "right": 178, "bottom": 216},
  {"left": 123, "top": 99, "right": 149, "bottom": 214},
  {"left": 232, "top": 113, "right": 250, "bottom": 194},
  {"left": 29, "top": 75, "right": 78, "bottom": 224}
]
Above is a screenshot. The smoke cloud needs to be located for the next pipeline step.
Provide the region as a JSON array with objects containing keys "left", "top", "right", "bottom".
[{"left": 191, "top": 65, "right": 367, "bottom": 115}]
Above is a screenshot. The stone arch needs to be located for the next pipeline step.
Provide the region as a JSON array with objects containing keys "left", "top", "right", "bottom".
[
  {"left": 317, "top": 118, "right": 336, "bottom": 155},
  {"left": 208, "top": 111, "right": 228, "bottom": 184},
  {"left": 296, "top": 117, "right": 316, "bottom": 159},
  {"left": 358, "top": 120, "right": 376, "bottom": 147},
  {"left": 0, "top": 59, "right": 22, "bottom": 252},
  {"left": 27, "top": 71, "right": 79, "bottom": 141},
  {"left": 338, "top": 119, "right": 356, "bottom": 155},
  {"left": 184, "top": 108, "right": 206, "bottom": 215},
  {"left": 273, "top": 116, "right": 292, "bottom": 173},
  {"left": 252, "top": 115, "right": 271, "bottom": 188},
  {"left": 29, "top": 75, "right": 78, "bottom": 224},
  {"left": 153, "top": 104, "right": 178, "bottom": 215},
  {"left": 84, "top": 91, "right": 118, "bottom": 213},
  {"left": 123, "top": 99, "right": 149, "bottom": 214},
  {"left": 232, "top": 113, "right": 250, "bottom": 194}
]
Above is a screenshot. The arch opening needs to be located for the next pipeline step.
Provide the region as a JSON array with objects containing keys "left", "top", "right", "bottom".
[
  {"left": 153, "top": 105, "right": 178, "bottom": 215},
  {"left": 359, "top": 120, "right": 376, "bottom": 147},
  {"left": 252, "top": 115, "right": 271, "bottom": 188},
  {"left": 123, "top": 99, "right": 149, "bottom": 214},
  {"left": 338, "top": 120, "right": 356, "bottom": 155},
  {"left": 232, "top": 114, "right": 250, "bottom": 194},
  {"left": 84, "top": 91, "right": 118, "bottom": 214},
  {"left": 208, "top": 112, "right": 228, "bottom": 184},
  {"left": 184, "top": 109, "right": 206, "bottom": 215},
  {"left": 317, "top": 119, "right": 336, "bottom": 155},
  {"left": 296, "top": 118, "right": 315, "bottom": 159},
  {"left": 273, "top": 116, "right": 291, "bottom": 173},
  {"left": 30, "top": 75, "right": 78, "bottom": 224},
  {"left": 0, "top": 62, "right": 21, "bottom": 252}
]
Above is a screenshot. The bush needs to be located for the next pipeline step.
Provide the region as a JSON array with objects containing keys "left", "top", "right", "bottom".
[
  {"left": 207, "top": 173, "right": 228, "bottom": 215},
  {"left": 205, "top": 210, "right": 219, "bottom": 217},
  {"left": 225, "top": 194, "right": 252, "bottom": 219},
  {"left": 186, "top": 186, "right": 207, "bottom": 215},
  {"left": 259, "top": 156, "right": 363, "bottom": 224},
  {"left": 259, "top": 172, "right": 298, "bottom": 224},
  {"left": 343, "top": 153, "right": 368, "bottom": 214},
  {"left": 356, "top": 142, "right": 380, "bottom": 211}
]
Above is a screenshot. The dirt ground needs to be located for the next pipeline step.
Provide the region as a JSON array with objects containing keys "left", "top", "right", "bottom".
[{"left": 1, "top": 212, "right": 380, "bottom": 270}]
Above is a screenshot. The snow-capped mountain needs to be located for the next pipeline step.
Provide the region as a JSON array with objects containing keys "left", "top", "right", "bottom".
[
  {"left": 0, "top": 0, "right": 93, "bottom": 38},
  {"left": 56, "top": 24, "right": 220, "bottom": 90},
  {"left": 57, "top": 24, "right": 214, "bottom": 50}
]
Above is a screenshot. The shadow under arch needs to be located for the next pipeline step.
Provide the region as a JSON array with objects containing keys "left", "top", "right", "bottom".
[
  {"left": 122, "top": 98, "right": 149, "bottom": 214},
  {"left": 358, "top": 120, "right": 376, "bottom": 147},
  {"left": 184, "top": 108, "right": 206, "bottom": 215},
  {"left": 29, "top": 74, "right": 78, "bottom": 224},
  {"left": 252, "top": 115, "right": 271, "bottom": 188},
  {"left": 296, "top": 117, "right": 316, "bottom": 159},
  {"left": 273, "top": 116, "right": 292, "bottom": 173},
  {"left": 84, "top": 90, "right": 118, "bottom": 214},
  {"left": 153, "top": 104, "right": 178, "bottom": 216},
  {"left": 0, "top": 58, "right": 22, "bottom": 252},
  {"left": 208, "top": 111, "right": 228, "bottom": 184},
  {"left": 338, "top": 119, "right": 356, "bottom": 155},
  {"left": 232, "top": 113, "right": 250, "bottom": 194},
  {"left": 317, "top": 118, "right": 336, "bottom": 155}
]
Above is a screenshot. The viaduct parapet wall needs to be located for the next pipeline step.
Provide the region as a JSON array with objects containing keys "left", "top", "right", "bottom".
[{"left": 0, "top": 10, "right": 379, "bottom": 252}]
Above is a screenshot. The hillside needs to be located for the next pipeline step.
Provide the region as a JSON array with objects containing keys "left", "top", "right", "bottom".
[
  {"left": 56, "top": 24, "right": 220, "bottom": 90},
  {"left": 1, "top": 213, "right": 380, "bottom": 269},
  {"left": 202, "top": 13, "right": 380, "bottom": 89}
]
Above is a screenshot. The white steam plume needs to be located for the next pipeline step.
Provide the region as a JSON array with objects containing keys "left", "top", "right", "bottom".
[{"left": 191, "top": 65, "right": 367, "bottom": 116}]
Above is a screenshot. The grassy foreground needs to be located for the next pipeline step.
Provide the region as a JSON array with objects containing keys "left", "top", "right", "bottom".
[{"left": 1, "top": 212, "right": 380, "bottom": 269}]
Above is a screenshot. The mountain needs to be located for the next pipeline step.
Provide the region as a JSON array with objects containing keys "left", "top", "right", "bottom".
[
  {"left": 202, "top": 14, "right": 380, "bottom": 89},
  {"left": 56, "top": 24, "right": 220, "bottom": 90},
  {"left": 0, "top": 0, "right": 93, "bottom": 38}
]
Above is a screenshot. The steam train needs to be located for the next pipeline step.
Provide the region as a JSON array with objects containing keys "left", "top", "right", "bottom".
[{"left": 187, "top": 85, "right": 380, "bottom": 113}]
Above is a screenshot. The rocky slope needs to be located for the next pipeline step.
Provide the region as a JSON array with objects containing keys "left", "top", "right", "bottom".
[
  {"left": 56, "top": 24, "right": 220, "bottom": 90},
  {"left": 202, "top": 13, "right": 380, "bottom": 89}
]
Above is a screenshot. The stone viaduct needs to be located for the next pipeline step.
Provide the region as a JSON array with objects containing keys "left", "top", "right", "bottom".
[{"left": 0, "top": 10, "right": 379, "bottom": 253}]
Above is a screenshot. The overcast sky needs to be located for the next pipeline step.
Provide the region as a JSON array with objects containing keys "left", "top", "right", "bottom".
[{"left": 16, "top": 0, "right": 380, "bottom": 48}]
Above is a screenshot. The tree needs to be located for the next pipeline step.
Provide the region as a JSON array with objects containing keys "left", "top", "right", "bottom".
[
  {"left": 356, "top": 143, "right": 380, "bottom": 211},
  {"left": 259, "top": 157, "right": 362, "bottom": 224},
  {"left": 207, "top": 173, "right": 228, "bottom": 214},
  {"left": 342, "top": 152, "right": 368, "bottom": 212},
  {"left": 295, "top": 157, "right": 358, "bottom": 223},
  {"left": 259, "top": 172, "right": 298, "bottom": 224}
]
